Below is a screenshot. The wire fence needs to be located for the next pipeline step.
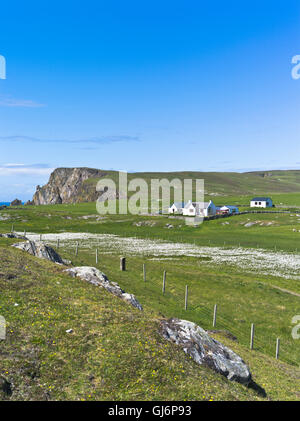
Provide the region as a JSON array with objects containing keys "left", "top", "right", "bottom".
[
  {"left": 120, "top": 258, "right": 299, "bottom": 367},
  {"left": 26, "top": 236, "right": 300, "bottom": 368}
]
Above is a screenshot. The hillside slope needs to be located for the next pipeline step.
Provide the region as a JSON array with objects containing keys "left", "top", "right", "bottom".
[
  {"left": 32, "top": 168, "right": 300, "bottom": 205},
  {"left": 0, "top": 241, "right": 299, "bottom": 401}
]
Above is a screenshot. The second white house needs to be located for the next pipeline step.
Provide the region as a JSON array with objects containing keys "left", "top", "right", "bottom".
[{"left": 182, "top": 200, "right": 217, "bottom": 217}]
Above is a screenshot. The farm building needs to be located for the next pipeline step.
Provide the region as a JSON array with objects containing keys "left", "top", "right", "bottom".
[
  {"left": 218, "top": 205, "right": 239, "bottom": 215},
  {"left": 250, "top": 197, "right": 273, "bottom": 208},
  {"left": 168, "top": 202, "right": 185, "bottom": 214},
  {"left": 182, "top": 200, "right": 217, "bottom": 217}
]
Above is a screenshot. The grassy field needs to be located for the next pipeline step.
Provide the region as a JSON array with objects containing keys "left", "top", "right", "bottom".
[
  {"left": 207, "top": 192, "right": 300, "bottom": 208},
  {"left": 1, "top": 199, "right": 300, "bottom": 252},
  {"left": 0, "top": 242, "right": 299, "bottom": 401},
  {"left": 1, "top": 196, "right": 300, "bottom": 400},
  {"left": 84, "top": 169, "right": 300, "bottom": 197}
]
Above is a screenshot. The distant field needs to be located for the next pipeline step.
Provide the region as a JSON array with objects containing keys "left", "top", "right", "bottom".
[
  {"left": 2, "top": 199, "right": 300, "bottom": 252},
  {"left": 84, "top": 169, "right": 300, "bottom": 199},
  {"left": 83, "top": 171, "right": 300, "bottom": 215},
  {"left": 208, "top": 193, "right": 300, "bottom": 208}
]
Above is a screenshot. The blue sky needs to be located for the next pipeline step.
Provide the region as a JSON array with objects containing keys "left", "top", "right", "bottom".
[{"left": 0, "top": 0, "right": 300, "bottom": 200}]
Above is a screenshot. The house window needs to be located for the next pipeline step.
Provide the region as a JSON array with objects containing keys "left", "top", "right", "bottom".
[
  {"left": 259, "top": 202, "right": 261, "bottom": 205},
  {"left": 255, "top": 202, "right": 258, "bottom": 205},
  {"left": 190, "top": 209, "right": 193, "bottom": 213}
]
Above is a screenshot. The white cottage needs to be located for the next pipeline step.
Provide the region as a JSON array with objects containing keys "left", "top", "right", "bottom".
[
  {"left": 182, "top": 200, "right": 217, "bottom": 217},
  {"left": 168, "top": 202, "right": 185, "bottom": 214},
  {"left": 250, "top": 197, "right": 273, "bottom": 208}
]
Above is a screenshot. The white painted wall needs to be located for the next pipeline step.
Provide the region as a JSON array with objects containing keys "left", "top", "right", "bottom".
[
  {"left": 250, "top": 199, "right": 273, "bottom": 208},
  {"left": 182, "top": 203, "right": 196, "bottom": 216},
  {"left": 168, "top": 204, "right": 183, "bottom": 214}
]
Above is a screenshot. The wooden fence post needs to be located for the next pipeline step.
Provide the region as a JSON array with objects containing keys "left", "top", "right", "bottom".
[
  {"left": 57, "top": 238, "right": 60, "bottom": 249},
  {"left": 75, "top": 242, "right": 79, "bottom": 256},
  {"left": 120, "top": 257, "right": 126, "bottom": 271},
  {"left": 213, "top": 304, "right": 217, "bottom": 327},
  {"left": 40, "top": 234, "right": 42, "bottom": 242},
  {"left": 276, "top": 338, "right": 280, "bottom": 359},
  {"left": 162, "top": 271, "right": 166, "bottom": 294},
  {"left": 250, "top": 323, "right": 255, "bottom": 350},
  {"left": 143, "top": 263, "right": 146, "bottom": 282},
  {"left": 11, "top": 224, "right": 14, "bottom": 233},
  {"left": 185, "top": 285, "right": 188, "bottom": 310}
]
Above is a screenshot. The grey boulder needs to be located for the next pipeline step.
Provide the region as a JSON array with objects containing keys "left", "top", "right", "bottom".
[
  {"left": 12, "top": 240, "right": 65, "bottom": 264},
  {"left": 244, "top": 222, "right": 256, "bottom": 228},
  {"left": 161, "top": 318, "right": 251, "bottom": 385},
  {"left": 65, "top": 266, "right": 142, "bottom": 311}
]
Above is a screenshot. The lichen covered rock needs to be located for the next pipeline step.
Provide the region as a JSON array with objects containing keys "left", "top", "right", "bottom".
[
  {"left": 12, "top": 240, "right": 65, "bottom": 264},
  {"left": 161, "top": 318, "right": 251, "bottom": 384},
  {"left": 65, "top": 266, "right": 143, "bottom": 311}
]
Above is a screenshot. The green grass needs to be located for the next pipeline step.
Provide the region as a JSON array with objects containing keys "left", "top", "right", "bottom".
[
  {"left": 208, "top": 192, "right": 300, "bottom": 208},
  {"left": 84, "top": 169, "right": 300, "bottom": 197},
  {"left": 0, "top": 244, "right": 300, "bottom": 401},
  {"left": 2, "top": 200, "right": 300, "bottom": 252},
  {"left": 39, "top": 240, "right": 300, "bottom": 366},
  {"left": 1, "top": 199, "right": 300, "bottom": 400}
]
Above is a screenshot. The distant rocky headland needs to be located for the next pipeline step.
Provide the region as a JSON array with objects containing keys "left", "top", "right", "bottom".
[{"left": 32, "top": 167, "right": 109, "bottom": 205}]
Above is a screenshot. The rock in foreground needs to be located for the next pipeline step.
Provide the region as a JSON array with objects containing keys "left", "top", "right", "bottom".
[
  {"left": 161, "top": 318, "right": 251, "bottom": 385},
  {"left": 65, "top": 266, "right": 143, "bottom": 311},
  {"left": 12, "top": 241, "right": 65, "bottom": 264}
]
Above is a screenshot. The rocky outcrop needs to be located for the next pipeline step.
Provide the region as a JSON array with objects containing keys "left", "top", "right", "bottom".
[
  {"left": 161, "top": 318, "right": 252, "bottom": 385},
  {"left": 65, "top": 266, "right": 143, "bottom": 311},
  {"left": 10, "top": 199, "right": 22, "bottom": 206},
  {"left": 32, "top": 167, "right": 109, "bottom": 205},
  {"left": 12, "top": 240, "right": 66, "bottom": 264}
]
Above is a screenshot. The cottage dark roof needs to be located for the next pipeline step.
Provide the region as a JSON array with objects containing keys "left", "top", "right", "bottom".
[{"left": 251, "top": 197, "right": 271, "bottom": 201}]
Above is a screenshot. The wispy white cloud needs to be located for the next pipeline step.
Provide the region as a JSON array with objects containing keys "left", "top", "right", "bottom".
[
  {"left": 0, "top": 163, "right": 54, "bottom": 176},
  {"left": 0, "top": 135, "right": 140, "bottom": 144},
  {"left": 0, "top": 96, "right": 45, "bottom": 108}
]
